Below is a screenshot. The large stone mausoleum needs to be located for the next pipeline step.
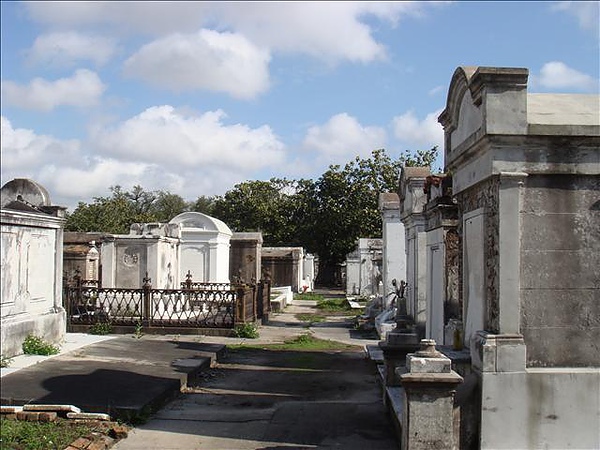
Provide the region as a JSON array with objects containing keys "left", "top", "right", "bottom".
[
  {"left": 1, "top": 179, "right": 67, "bottom": 358},
  {"left": 439, "top": 66, "right": 599, "bottom": 449},
  {"left": 377, "top": 66, "right": 599, "bottom": 450}
]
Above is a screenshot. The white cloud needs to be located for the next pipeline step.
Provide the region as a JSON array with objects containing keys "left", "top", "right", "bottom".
[
  {"left": 27, "top": 31, "right": 117, "bottom": 67},
  {"left": 37, "top": 159, "right": 152, "bottom": 201},
  {"left": 123, "top": 30, "right": 270, "bottom": 98},
  {"left": 24, "top": 2, "right": 213, "bottom": 35},
  {"left": 302, "top": 113, "right": 387, "bottom": 166},
  {"left": 551, "top": 1, "right": 600, "bottom": 32},
  {"left": 0, "top": 116, "right": 80, "bottom": 179},
  {"left": 93, "top": 105, "right": 286, "bottom": 171},
  {"left": 213, "top": 2, "right": 403, "bottom": 64},
  {"left": 428, "top": 85, "right": 445, "bottom": 96},
  {"left": 392, "top": 109, "right": 444, "bottom": 149},
  {"left": 25, "top": 2, "right": 434, "bottom": 64},
  {"left": 536, "top": 61, "right": 598, "bottom": 91},
  {"left": 1, "top": 112, "right": 284, "bottom": 210},
  {"left": 1, "top": 69, "right": 106, "bottom": 111}
]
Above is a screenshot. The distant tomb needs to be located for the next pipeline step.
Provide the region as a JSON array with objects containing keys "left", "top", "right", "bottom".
[{"left": 169, "top": 212, "right": 232, "bottom": 284}]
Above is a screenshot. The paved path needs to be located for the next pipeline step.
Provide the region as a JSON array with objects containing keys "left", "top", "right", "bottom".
[{"left": 113, "top": 301, "right": 397, "bottom": 449}]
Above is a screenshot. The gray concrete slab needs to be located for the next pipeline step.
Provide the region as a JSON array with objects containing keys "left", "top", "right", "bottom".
[
  {"left": 0, "top": 335, "right": 225, "bottom": 421},
  {"left": 113, "top": 347, "right": 397, "bottom": 450}
]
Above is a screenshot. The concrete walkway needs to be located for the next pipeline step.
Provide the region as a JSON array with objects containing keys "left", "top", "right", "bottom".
[
  {"left": 113, "top": 301, "right": 396, "bottom": 449},
  {"left": 1, "top": 294, "right": 395, "bottom": 449}
]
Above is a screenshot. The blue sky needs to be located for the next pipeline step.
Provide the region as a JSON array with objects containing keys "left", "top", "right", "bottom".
[{"left": 2, "top": 1, "right": 598, "bottom": 211}]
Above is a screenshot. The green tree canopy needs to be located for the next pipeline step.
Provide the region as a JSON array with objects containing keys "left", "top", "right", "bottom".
[
  {"left": 211, "top": 178, "right": 302, "bottom": 246},
  {"left": 65, "top": 185, "right": 188, "bottom": 233},
  {"left": 299, "top": 147, "right": 438, "bottom": 285}
]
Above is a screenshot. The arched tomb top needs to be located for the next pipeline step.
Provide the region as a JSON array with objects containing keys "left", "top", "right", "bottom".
[
  {"left": 1, "top": 178, "right": 51, "bottom": 209},
  {"left": 439, "top": 66, "right": 529, "bottom": 162},
  {"left": 169, "top": 211, "right": 232, "bottom": 236},
  {"left": 438, "top": 66, "right": 483, "bottom": 153}
]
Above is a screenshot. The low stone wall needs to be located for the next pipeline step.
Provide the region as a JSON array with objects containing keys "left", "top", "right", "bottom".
[{"left": 270, "top": 286, "right": 293, "bottom": 312}]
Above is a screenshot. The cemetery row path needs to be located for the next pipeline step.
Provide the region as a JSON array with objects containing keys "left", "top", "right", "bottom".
[{"left": 112, "top": 292, "right": 398, "bottom": 450}]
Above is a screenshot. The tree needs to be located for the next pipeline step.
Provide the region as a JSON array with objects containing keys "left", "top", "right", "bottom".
[
  {"left": 301, "top": 148, "right": 438, "bottom": 286},
  {"left": 65, "top": 187, "right": 140, "bottom": 234},
  {"left": 65, "top": 186, "right": 187, "bottom": 233},
  {"left": 190, "top": 195, "right": 216, "bottom": 215},
  {"left": 150, "top": 191, "right": 188, "bottom": 222},
  {"left": 211, "top": 178, "right": 301, "bottom": 246}
]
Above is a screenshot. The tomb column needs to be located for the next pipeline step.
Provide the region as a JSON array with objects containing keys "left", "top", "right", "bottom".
[
  {"left": 423, "top": 175, "right": 459, "bottom": 344},
  {"left": 497, "top": 172, "right": 527, "bottom": 334},
  {"left": 399, "top": 339, "right": 463, "bottom": 450},
  {"left": 379, "top": 193, "right": 406, "bottom": 309},
  {"left": 399, "top": 167, "right": 430, "bottom": 335}
]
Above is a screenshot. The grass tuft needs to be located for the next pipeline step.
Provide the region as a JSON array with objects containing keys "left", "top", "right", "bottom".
[
  {"left": 232, "top": 323, "right": 260, "bottom": 339},
  {"left": 316, "top": 298, "right": 354, "bottom": 313},
  {"left": 22, "top": 335, "right": 60, "bottom": 356},
  {"left": 294, "top": 292, "right": 325, "bottom": 301},
  {"left": 229, "top": 333, "right": 360, "bottom": 352}
]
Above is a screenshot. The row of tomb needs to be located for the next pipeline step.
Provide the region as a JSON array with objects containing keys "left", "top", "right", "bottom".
[{"left": 1, "top": 65, "right": 598, "bottom": 449}]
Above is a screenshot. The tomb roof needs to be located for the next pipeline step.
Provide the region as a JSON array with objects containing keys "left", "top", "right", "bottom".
[
  {"left": 1, "top": 178, "right": 51, "bottom": 209},
  {"left": 527, "top": 94, "right": 599, "bottom": 127},
  {"left": 402, "top": 167, "right": 431, "bottom": 179},
  {"left": 169, "top": 211, "right": 232, "bottom": 235}
]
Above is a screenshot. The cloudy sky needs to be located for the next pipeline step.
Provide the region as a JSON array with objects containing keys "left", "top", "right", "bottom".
[{"left": 2, "top": 1, "right": 598, "bottom": 211}]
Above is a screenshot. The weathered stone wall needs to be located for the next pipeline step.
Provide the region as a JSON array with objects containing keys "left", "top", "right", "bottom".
[
  {"left": 261, "top": 248, "right": 304, "bottom": 292},
  {"left": 229, "top": 232, "right": 263, "bottom": 283},
  {"left": 520, "top": 174, "right": 600, "bottom": 367},
  {"left": 1, "top": 210, "right": 65, "bottom": 358},
  {"left": 456, "top": 176, "right": 500, "bottom": 340},
  {"left": 480, "top": 368, "right": 599, "bottom": 449}
]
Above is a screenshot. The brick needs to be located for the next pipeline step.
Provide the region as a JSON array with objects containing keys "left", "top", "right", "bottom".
[
  {"left": 109, "top": 425, "right": 129, "bottom": 439},
  {"left": 69, "top": 437, "right": 91, "bottom": 449},
  {"left": 86, "top": 440, "right": 107, "bottom": 450},
  {"left": 38, "top": 411, "right": 57, "bottom": 422},
  {"left": 16, "top": 411, "right": 42, "bottom": 421}
]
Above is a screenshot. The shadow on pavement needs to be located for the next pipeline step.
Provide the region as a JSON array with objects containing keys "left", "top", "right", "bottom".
[{"left": 117, "top": 347, "right": 398, "bottom": 449}]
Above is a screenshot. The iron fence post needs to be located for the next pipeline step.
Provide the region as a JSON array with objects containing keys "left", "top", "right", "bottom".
[{"left": 143, "top": 272, "right": 152, "bottom": 326}]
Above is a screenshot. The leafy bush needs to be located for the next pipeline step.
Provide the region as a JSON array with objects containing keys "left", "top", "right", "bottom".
[
  {"left": 0, "top": 354, "right": 13, "bottom": 368},
  {"left": 22, "top": 334, "right": 60, "bottom": 356},
  {"left": 133, "top": 321, "right": 144, "bottom": 339},
  {"left": 88, "top": 321, "right": 113, "bottom": 335},
  {"left": 232, "top": 323, "right": 259, "bottom": 339}
]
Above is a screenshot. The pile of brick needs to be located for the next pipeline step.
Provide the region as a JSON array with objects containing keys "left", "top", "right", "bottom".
[{"left": 1, "top": 404, "right": 129, "bottom": 450}]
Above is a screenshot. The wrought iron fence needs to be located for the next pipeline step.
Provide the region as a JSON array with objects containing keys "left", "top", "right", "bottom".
[
  {"left": 179, "top": 270, "right": 232, "bottom": 291},
  {"left": 64, "top": 271, "right": 268, "bottom": 331}
]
